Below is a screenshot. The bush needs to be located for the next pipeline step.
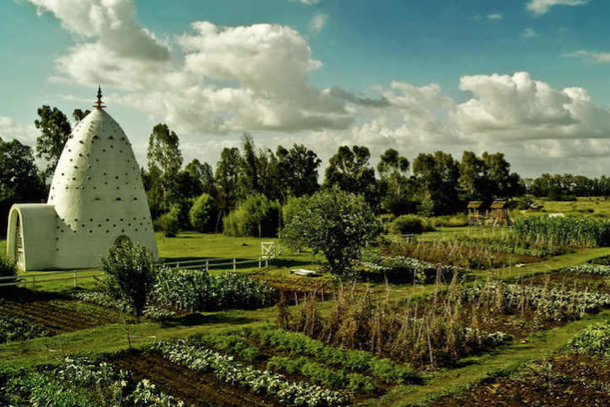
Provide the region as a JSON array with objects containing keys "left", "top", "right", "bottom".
[
  {"left": 223, "top": 195, "right": 281, "bottom": 238},
  {"left": 431, "top": 214, "right": 468, "bottom": 228},
  {"left": 189, "top": 193, "right": 218, "bottom": 233},
  {"left": 568, "top": 321, "right": 610, "bottom": 357},
  {"left": 157, "top": 205, "right": 180, "bottom": 237},
  {"left": 0, "top": 254, "right": 16, "bottom": 290},
  {"left": 391, "top": 215, "right": 427, "bottom": 234},
  {"left": 101, "top": 242, "right": 156, "bottom": 321}
]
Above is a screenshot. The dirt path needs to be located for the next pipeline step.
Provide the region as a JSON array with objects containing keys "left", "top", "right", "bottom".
[{"left": 114, "top": 351, "right": 285, "bottom": 407}]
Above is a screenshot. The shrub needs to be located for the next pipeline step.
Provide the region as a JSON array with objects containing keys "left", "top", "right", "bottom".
[
  {"left": 189, "top": 193, "right": 218, "bottom": 233},
  {"left": 157, "top": 205, "right": 180, "bottom": 237},
  {"left": 223, "top": 195, "right": 280, "bottom": 237},
  {"left": 391, "top": 215, "right": 427, "bottom": 234},
  {"left": 0, "top": 254, "right": 16, "bottom": 290},
  {"left": 283, "top": 187, "right": 381, "bottom": 275},
  {"left": 568, "top": 321, "right": 610, "bottom": 357},
  {"left": 101, "top": 242, "right": 156, "bottom": 321}
]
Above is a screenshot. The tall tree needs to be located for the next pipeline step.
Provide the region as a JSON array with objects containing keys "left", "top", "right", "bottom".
[
  {"left": 215, "top": 147, "right": 241, "bottom": 213},
  {"left": 182, "top": 159, "right": 216, "bottom": 198},
  {"left": 0, "top": 137, "right": 45, "bottom": 236},
  {"left": 72, "top": 109, "right": 91, "bottom": 124},
  {"left": 413, "top": 151, "right": 461, "bottom": 215},
  {"left": 147, "top": 123, "right": 183, "bottom": 209},
  {"left": 276, "top": 144, "right": 321, "bottom": 199},
  {"left": 377, "top": 148, "right": 409, "bottom": 196},
  {"left": 238, "top": 133, "right": 260, "bottom": 199},
  {"left": 481, "top": 152, "right": 523, "bottom": 199},
  {"left": 458, "top": 151, "right": 486, "bottom": 201},
  {"left": 324, "top": 145, "right": 379, "bottom": 209},
  {"left": 34, "top": 105, "right": 72, "bottom": 179}
]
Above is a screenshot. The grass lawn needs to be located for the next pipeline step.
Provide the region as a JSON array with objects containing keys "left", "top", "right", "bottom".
[{"left": 534, "top": 196, "right": 610, "bottom": 217}]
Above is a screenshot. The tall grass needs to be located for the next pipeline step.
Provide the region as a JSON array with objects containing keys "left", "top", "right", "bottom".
[{"left": 513, "top": 217, "right": 610, "bottom": 248}]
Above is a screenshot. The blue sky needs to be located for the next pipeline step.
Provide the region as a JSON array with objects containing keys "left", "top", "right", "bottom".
[{"left": 1, "top": 0, "right": 610, "bottom": 177}]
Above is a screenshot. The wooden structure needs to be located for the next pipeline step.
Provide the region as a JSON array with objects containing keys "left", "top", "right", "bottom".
[
  {"left": 261, "top": 242, "right": 276, "bottom": 259},
  {"left": 467, "top": 201, "right": 486, "bottom": 226},
  {"left": 490, "top": 200, "right": 510, "bottom": 227}
]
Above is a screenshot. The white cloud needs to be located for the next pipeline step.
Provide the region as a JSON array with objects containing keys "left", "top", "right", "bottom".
[
  {"left": 522, "top": 28, "right": 539, "bottom": 38},
  {"left": 526, "top": 0, "right": 590, "bottom": 15},
  {"left": 566, "top": 50, "right": 610, "bottom": 63},
  {"left": 0, "top": 116, "right": 38, "bottom": 144},
  {"left": 454, "top": 72, "right": 610, "bottom": 141},
  {"left": 309, "top": 13, "right": 328, "bottom": 33},
  {"left": 292, "top": 0, "right": 321, "bottom": 4},
  {"left": 487, "top": 13, "right": 502, "bottom": 20}
]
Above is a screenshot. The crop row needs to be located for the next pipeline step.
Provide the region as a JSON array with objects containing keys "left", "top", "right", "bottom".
[
  {"left": 360, "top": 253, "right": 457, "bottom": 283},
  {"left": 563, "top": 264, "right": 610, "bottom": 276},
  {"left": 0, "top": 356, "right": 185, "bottom": 407},
  {"left": 463, "top": 281, "right": 610, "bottom": 321},
  {"left": 513, "top": 216, "right": 610, "bottom": 248},
  {"left": 243, "top": 326, "right": 418, "bottom": 384},
  {"left": 150, "top": 268, "right": 276, "bottom": 312},
  {"left": 0, "top": 312, "right": 47, "bottom": 344},
  {"left": 152, "top": 339, "right": 348, "bottom": 407}
]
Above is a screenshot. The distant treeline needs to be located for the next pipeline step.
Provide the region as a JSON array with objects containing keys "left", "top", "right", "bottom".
[{"left": 2, "top": 105, "right": 610, "bottom": 237}]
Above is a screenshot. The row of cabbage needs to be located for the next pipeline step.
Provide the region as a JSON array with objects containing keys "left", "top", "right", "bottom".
[
  {"left": 0, "top": 312, "right": 47, "bottom": 344},
  {"left": 153, "top": 339, "right": 349, "bottom": 407},
  {"left": 563, "top": 264, "right": 610, "bottom": 276},
  {"left": 462, "top": 281, "right": 610, "bottom": 321},
  {"left": 0, "top": 356, "right": 185, "bottom": 407},
  {"left": 360, "top": 253, "right": 458, "bottom": 283}
]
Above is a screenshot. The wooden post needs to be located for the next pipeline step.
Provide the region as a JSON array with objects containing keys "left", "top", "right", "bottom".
[
  {"left": 205, "top": 260, "right": 209, "bottom": 272},
  {"left": 259, "top": 258, "right": 262, "bottom": 268},
  {"left": 265, "top": 259, "right": 268, "bottom": 268},
  {"left": 233, "top": 258, "right": 236, "bottom": 271}
]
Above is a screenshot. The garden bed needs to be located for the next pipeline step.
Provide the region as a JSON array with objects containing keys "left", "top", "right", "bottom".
[
  {"left": 0, "top": 289, "right": 121, "bottom": 334},
  {"left": 429, "top": 353, "right": 610, "bottom": 406}
]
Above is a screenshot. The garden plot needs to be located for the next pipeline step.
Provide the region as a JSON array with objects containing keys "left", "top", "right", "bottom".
[
  {"left": 0, "top": 356, "right": 187, "bottom": 407},
  {"left": 430, "top": 320, "right": 610, "bottom": 406},
  {"left": 0, "top": 289, "right": 121, "bottom": 334}
]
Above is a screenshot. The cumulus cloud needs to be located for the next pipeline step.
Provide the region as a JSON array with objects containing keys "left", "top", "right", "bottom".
[
  {"left": 487, "top": 13, "right": 502, "bottom": 20},
  {"left": 309, "top": 13, "right": 328, "bottom": 33},
  {"left": 526, "top": 0, "right": 590, "bottom": 15},
  {"left": 454, "top": 72, "right": 610, "bottom": 140},
  {"left": 566, "top": 50, "right": 610, "bottom": 63},
  {"left": 0, "top": 116, "right": 38, "bottom": 144}
]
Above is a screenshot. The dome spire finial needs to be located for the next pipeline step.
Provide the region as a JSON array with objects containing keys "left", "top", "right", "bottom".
[{"left": 93, "top": 85, "right": 106, "bottom": 110}]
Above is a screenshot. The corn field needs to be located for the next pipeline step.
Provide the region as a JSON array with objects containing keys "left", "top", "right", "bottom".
[{"left": 512, "top": 217, "right": 610, "bottom": 248}]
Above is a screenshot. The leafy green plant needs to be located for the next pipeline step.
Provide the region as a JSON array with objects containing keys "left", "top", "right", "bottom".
[
  {"left": 0, "top": 313, "right": 47, "bottom": 344},
  {"left": 568, "top": 321, "right": 610, "bottom": 357},
  {"left": 513, "top": 216, "right": 610, "bottom": 248},
  {"left": 153, "top": 340, "right": 348, "bottom": 407},
  {"left": 101, "top": 242, "right": 156, "bottom": 321},
  {"left": 189, "top": 193, "right": 218, "bottom": 233}
]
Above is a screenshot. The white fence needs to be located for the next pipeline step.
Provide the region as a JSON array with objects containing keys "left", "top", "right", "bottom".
[
  {"left": 0, "top": 257, "right": 269, "bottom": 289},
  {"left": 0, "top": 269, "right": 105, "bottom": 289}
]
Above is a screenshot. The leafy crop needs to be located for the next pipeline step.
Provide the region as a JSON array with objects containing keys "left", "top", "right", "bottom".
[
  {"left": 0, "top": 313, "right": 47, "bottom": 344},
  {"left": 563, "top": 264, "right": 610, "bottom": 276},
  {"left": 568, "top": 321, "right": 610, "bottom": 357},
  {"left": 151, "top": 268, "right": 276, "bottom": 312},
  {"left": 153, "top": 340, "right": 348, "bottom": 407}
]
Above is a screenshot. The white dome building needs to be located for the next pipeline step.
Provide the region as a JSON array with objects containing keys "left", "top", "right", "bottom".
[{"left": 6, "top": 88, "right": 158, "bottom": 271}]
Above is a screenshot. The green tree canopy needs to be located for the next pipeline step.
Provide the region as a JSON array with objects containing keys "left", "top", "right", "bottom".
[
  {"left": 34, "top": 105, "right": 72, "bottom": 179},
  {"left": 283, "top": 187, "right": 380, "bottom": 275}
]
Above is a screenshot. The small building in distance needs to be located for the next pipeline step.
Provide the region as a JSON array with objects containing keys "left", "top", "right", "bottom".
[
  {"left": 6, "top": 88, "right": 159, "bottom": 271},
  {"left": 467, "top": 201, "right": 487, "bottom": 226},
  {"left": 490, "top": 200, "right": 511, "bottom": 227}
]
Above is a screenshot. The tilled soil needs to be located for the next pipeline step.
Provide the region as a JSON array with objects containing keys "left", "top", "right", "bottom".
[
  {"left": 114, "top": 351, "right": 285, "bottom": 407},
  {"left": 429, "top": 353, "right": 610, "bottom": 407},
  {"left": 0, "top": 290, "right": 120, "bottom": 334}
]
